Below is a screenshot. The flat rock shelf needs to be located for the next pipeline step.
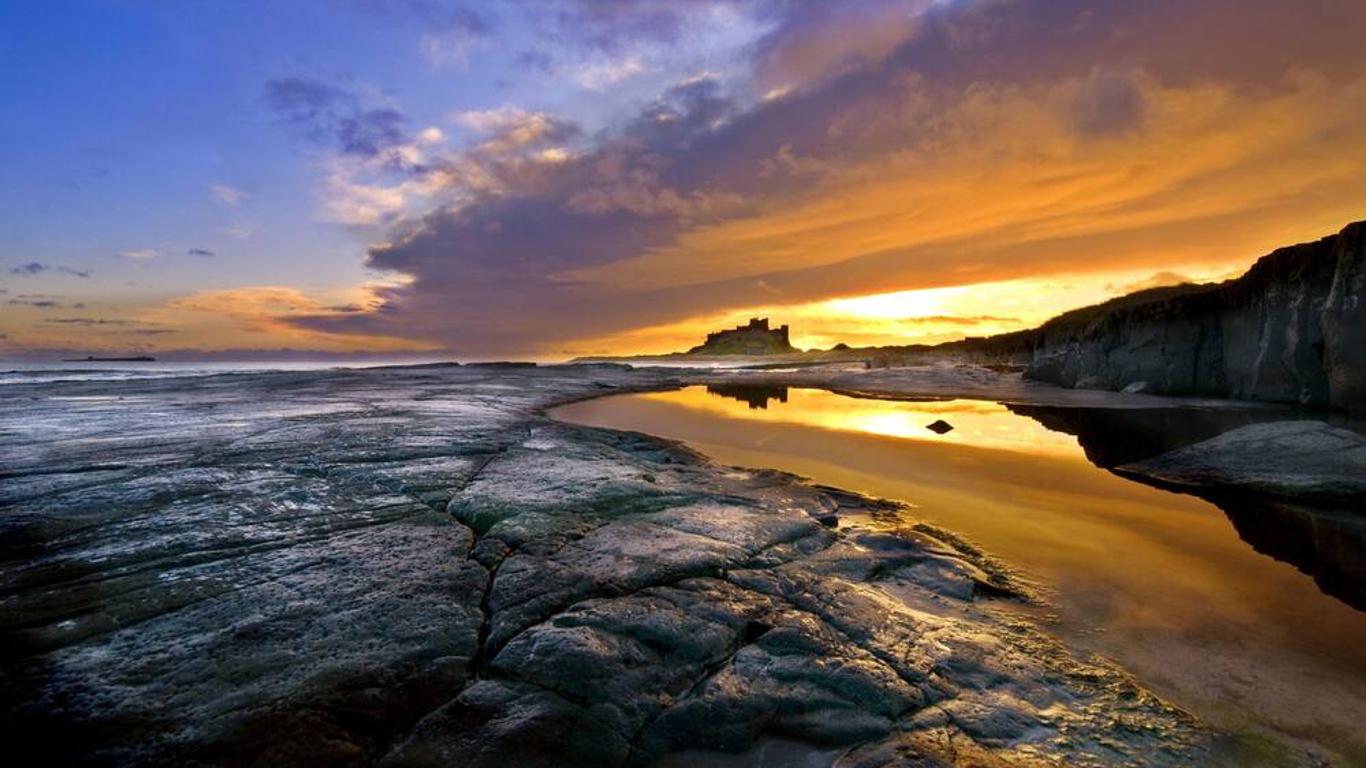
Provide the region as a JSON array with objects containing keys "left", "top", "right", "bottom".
[{"left": 2, "top": 365, "right": 1221, "bottom": 766}]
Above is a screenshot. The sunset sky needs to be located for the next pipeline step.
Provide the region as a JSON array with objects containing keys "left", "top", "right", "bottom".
[{"left": 3, "top": 0, "right": 1366, "bottom": 360}]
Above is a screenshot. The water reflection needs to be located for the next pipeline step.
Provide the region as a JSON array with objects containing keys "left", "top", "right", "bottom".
[
  {"left": 551, "top": 386, "right": 1366, "bottom": 761},
  {"left": 1010, "top": 403, "right": 1366, "bottom": 610},
  {"left": 1005, "top": 403, "right": 1299, "bottom": 468},
  {"left": 1222, "top": 497, "right": 1366, "bottom": 611},
  {"left": 643, "top": 386, "right": 1081, "bottom": 457},
  {"left": 706, "top": 384, "right": 789, "bottom": 409}
]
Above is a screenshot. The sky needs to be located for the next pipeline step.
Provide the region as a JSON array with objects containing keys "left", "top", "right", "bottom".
[{"left": 3, "top": 0, "right": 1366, "bottom": 360}]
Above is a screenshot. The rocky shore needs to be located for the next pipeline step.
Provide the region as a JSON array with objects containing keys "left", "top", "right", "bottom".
[
  {"left": 1, "top": 364, "right": 1218, "bottom": 767},
  {"left": 963, "top": 221, "right": 1366, "bottom": 413},
  {"left": 584, "top": 220, "right": 1366, "bottom": 417}
]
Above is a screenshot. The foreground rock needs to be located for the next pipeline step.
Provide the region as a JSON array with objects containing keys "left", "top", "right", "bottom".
[
  {"left": 1118, "top": 421, "right": 1366, "bottom": 501},
  {"left": 1, "top": 365, "right": 1210, "bottom": 765}
]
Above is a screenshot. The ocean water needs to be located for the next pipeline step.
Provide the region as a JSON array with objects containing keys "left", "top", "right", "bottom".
[{"left": 0, "top": 359, "right": 444, "bottom": 386}]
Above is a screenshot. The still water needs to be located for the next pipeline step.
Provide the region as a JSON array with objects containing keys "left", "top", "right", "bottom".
[{"left": 552, "top": 385, "right": 1366, "bottom": 763}]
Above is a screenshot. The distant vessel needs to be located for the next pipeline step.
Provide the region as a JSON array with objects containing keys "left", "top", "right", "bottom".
[{"left": 61, "top": 355, "right": 157, "bottom": 362}]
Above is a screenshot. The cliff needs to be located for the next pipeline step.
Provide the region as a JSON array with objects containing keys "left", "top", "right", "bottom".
[{"left": 955, "top": 220, "right": 1366, "bottom": 412}]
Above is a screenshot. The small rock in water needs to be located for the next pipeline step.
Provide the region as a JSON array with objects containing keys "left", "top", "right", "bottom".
[{"left": 926, "top": 419, "right": 954, "bottom": 434}]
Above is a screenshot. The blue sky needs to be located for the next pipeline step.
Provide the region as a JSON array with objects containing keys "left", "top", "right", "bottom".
[
  {"left": 0, "top": 1, "right": 761, "bottom": 292},
  {"left": 4, "top": 1, "right": 1365, "bottom": 358}
]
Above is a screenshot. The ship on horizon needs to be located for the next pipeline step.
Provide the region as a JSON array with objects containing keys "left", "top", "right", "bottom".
[{"left": 61, "top": 355, "right": 158, "bottom": 362}]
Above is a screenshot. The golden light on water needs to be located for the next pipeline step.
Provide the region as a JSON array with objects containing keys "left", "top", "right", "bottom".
[
  {"left": 639, "top": 387, "right": 1083, "bottom": 458},
  {"left": 549, "top": 383, "right": 1366, "bottom": 758}
]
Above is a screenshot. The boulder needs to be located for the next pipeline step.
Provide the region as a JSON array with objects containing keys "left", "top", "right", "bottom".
[{"left": 1118, "top": 421, "right": 1366, "bottom": 501}]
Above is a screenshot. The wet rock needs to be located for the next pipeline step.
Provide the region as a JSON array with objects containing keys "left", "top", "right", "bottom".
[
  {"left": 1, "top": 365, "right": 1210, "bottom": 766},
  {"left": 925, "top": 419, "right": 954, "bottom": 434},
  {"left": 1118, "top": 420, "right": 1366, "bottom": 501}
]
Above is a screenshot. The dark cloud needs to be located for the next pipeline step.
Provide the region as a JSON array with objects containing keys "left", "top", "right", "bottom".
[
  {"left": 548, "top": 0, "right": 707, "bottom": 53},
  {"left": 188, "top": 248, "right": 216, "bottom": 257},
  {"left": 265, "top": 76, "right": 409, "bottom": 158},
  {"left": 294, "top": 72, "right": 759, "bottom": 350},
  {"left": 898, "top": 315, "right": 1022, "bottom": 326},
  {"left": 338, "top": 108, "right": 407, "bottom": 157},
  {"left": 265, "top": 77, "right": 345, "bottom": 123},
  {"left": 749, "top": 0, "right": 930, "bottom": 90},
  {"left": 295, "top": 0, "right": 1366, "bottom": 355},
  {"left": 1073, "top": 70, "right": 1146, "bottom": 136},
  {"left": 11, "top": 294, "right": 83, "bottom": 309},
  {"left": 633, "top": 76, "right": 738, "bottom": 150},
  {"left": 34, "top": 317, "right": 174, "bottom": 335},
  {"left": 516, "top": 49, "right": 554, "bottom": 74},
  {"left": 8, "top": 262, "right": 92, "bottom": 278},
  {"left": 43, "top": 318, "right": 139, "bottom": 326}
]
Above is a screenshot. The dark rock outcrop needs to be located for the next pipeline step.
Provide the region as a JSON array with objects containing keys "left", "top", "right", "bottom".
[
  {"left": 688, "top": 318, "right": 795, "bottom": 356},
  {"left": 960, "top": 221, "right": 1366, "bottom": 412},
  {"left": 704, "top": 383, "right": 789, "bottom": 409},
  {"left": 1116, "top": 421, "right": 1366, "bottom": 501}
]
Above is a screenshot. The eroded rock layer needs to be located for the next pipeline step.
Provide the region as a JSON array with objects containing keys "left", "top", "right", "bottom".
[
  {"left": 1, "top": 366, "right": 1207, "bottom": 766},
  {"left": 963, "top": 221, "right": 1366, "bottom": 412}
]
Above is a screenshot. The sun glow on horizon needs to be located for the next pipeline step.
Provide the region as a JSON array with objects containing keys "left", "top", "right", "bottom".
[{"left": 559, "top": 262, "right": 1245, "bottom": 358}]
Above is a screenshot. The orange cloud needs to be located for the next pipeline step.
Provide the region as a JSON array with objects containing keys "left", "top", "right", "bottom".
[
  {"left": 263, "top": 1, "right": 1366, "bottom": 358},
  {"left": 569, "top": 71, "right": 1366, "bottom": 294},
  {"left": 0, "top": 285, "right": 438, "bottom": 356},
  {"left": 559, "top": 262, "right": 1243, "bottom": 356},
  {"left": 158, "top": 286, "right": 431, "bottom": 351}
]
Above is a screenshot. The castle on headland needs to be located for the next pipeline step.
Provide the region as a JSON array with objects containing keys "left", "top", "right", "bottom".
[{"left": 687, "top": 317, "right": 796, "bottom": 355}]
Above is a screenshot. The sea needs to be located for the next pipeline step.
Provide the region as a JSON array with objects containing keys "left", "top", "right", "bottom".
[{"left": 0, "top": 359, "right": 453, "bottom": 386}]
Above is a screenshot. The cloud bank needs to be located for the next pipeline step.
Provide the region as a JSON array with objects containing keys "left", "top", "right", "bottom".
[{"left": 282, "top": 0, "right": 1366, "bottom": 356}]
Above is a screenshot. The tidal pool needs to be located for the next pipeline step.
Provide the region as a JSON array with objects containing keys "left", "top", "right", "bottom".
[{"left": 552, "top": 385, "right": 1366, "bottom": 764}]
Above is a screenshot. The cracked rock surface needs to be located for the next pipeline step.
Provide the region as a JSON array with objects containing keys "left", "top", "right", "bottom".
[{"left": 2, "top": 365, "right": 1207, "bottom": 766}]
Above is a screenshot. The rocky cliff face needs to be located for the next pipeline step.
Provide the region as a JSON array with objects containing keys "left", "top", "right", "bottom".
[
  {"left": 972, "top": 221, "right": 1366, "bottom": 412},
  {"left": 1322, "top": 223, "right": 1366, "bottom": 411}
]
